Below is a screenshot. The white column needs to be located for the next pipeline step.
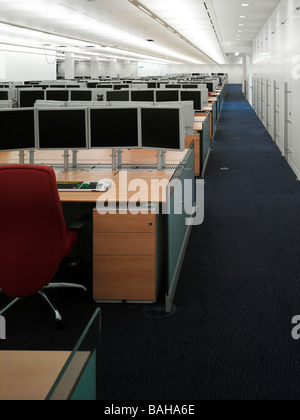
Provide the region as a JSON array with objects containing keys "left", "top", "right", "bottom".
[
  {"left": 65, "top": 53, "right": 75, "bottom": 80},
  {"left": 91, "top": 56, "right": 99, "bottom": 79},
  {"left": 109, "top": 58, "right": 119, "bottom": 78}
]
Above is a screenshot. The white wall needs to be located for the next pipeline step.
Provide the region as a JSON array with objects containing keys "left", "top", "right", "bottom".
[
  {"left": 253, "top": 0, "right": 300, "bottom": 180},
  {"left": 0, "top": 47, "right": 56, "bottom": 81}
]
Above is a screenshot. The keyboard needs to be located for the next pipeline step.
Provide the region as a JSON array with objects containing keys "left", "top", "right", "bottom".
[{"left": 57, "top": 181, "right": 111, "bottom": 192}]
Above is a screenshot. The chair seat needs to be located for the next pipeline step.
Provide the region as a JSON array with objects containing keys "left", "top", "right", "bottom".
[{"left": 63, "top": 229, "right": 79, "bottom": 259}]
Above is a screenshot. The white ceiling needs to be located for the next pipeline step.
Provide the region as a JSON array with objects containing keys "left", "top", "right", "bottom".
[{"left": 0, "top": 0, "right": 281, "bottom": 65}]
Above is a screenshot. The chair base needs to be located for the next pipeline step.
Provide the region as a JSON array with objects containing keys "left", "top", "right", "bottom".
[{"left": 0, "top": 282, "right": 87, "bottom": 329}]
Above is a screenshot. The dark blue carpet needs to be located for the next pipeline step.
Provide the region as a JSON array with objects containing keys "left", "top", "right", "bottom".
[{"left": 1, "top": 84, "right": 300, "bottom": 400}]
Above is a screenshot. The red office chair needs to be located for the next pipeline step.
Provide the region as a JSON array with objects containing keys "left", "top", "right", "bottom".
[{"left": 0, "top": 165, "right": 87, "bottom": 328}]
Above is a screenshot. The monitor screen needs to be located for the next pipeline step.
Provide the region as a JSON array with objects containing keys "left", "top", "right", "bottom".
[
  {"left": 37, "top": 108, "right": 88, "bottom": 150},
  {"left": 19, "top": 89, "right": 45, "bottom": 107},
  {"left": 70, "top": 90, "right": 92, "bottom": 101},
  {"left": 46, "top": 89, "right": 69, "bottom": 101},
  {"left": 0, "top": 91, "right": 9, "bottom": 100},
  {"left": 165, "top": 85, "right": 181, "bottom": 89},
  {"left": 107, "top": 90, "right": 130, "bottom": 102},
  {"left": 180, "top": 91, "right": 202, "bottom": 110},
  {"left": 0, "top": 109, "right": 35, "bottom": 151},
  {"left": 156, "top": 90, "right": 179, "bottom": 102},
  {"left": 114, "top": 85, "right": 129, "bottom": 90},
  {"left": 141, "top": 107, "right": 184, "bottom": 151},
  {"left": 131, "top": 90, "right": 154, "bottom": 102},
  {"left": 89, "top": 107, "right": 139, "bottom": 149}
]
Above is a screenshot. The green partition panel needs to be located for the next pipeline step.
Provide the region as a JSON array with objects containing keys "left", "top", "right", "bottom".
[{"left": 165, "top": 145, "right": 195, "bottom": 312}]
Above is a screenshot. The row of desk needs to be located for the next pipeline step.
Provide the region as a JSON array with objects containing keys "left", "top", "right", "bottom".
[
  {"left": 0, "top": 83, "right": 227, "bottom": 308},
  {"left": 0, "top": 83, "right": 227, "bottom": 400}
]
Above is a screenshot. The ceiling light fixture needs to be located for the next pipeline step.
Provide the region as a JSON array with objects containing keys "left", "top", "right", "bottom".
[{"left": 128, "top": 0, "right": 225, "bottom": 65}]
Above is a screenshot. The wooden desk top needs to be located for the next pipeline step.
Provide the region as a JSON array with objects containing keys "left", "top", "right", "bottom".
[
  {"left": 0, "top": 351, "right": 71, "bottom": 400},
  {"left": 58, "top": 169, "right": 175, "bottom": 203},
  {"left": 193, "top": 122, "right": 203, "bottom": 131},
  {"left": 194, "top": 116, "right": 207, "bottom": 122}
]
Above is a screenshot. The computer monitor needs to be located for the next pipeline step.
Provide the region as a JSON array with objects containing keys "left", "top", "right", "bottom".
[
  {"left": 157, "top": 101, "right": 194, "bottom": 135},
  {"left": 114, "top": 84, "right": 130, "bottom": 90},
  {"left": 107, "top": 90, "right": 130, "bottom": 102},
  {"left": 46, "top": 89, "right": 69, "bottom": 101},
  {"left": 0, "top": 90, "right": 9, "bottom": 100},
  {"left": 49, "top": 84, "right": 66, "bottom": 89},
  {"left": 36, "top": 108, "right": 89, "bottom": 150},
  {"left": 182, "top": 84, "right": 198, "bottom": 89},
  {"left": 140, "top": 107, "right": 185, "bottom": 151},
  {"left": 0, "top": 108, "right": 36, "bottom": 151},
  {"left": 18, "top": 89, "right": 45, "bottom": 108},
  {"left": 131, "top": 90, "right": 155, "bottom": 102},
  {"left": 156, "top": 90, "right": 179, "bottom": 102},
  {"left": 89, "top": 107, "right": 140, "bottom": 149},
  {"left": 180, "top": 90, "right": 203, "bottom": 111},
  {"left": 87, "top": 82, "right": 98, "bottom": 88},
  {"left": 98, "top": 84, "right": 113, "bottom": 89},
  {"left": 70, "top": 90, "right": 92, "bottom": 101},
  {"left": 165, "top": 84, "right": 181, "bottom": 89}
]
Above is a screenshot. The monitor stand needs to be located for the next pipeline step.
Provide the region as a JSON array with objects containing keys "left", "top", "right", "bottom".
[
  {"left": 72, "top": 150, "right": 78, "bottom": 169},
  {"left": 19, "top": 150, "right": 25, "bottom": 165},
  {"left": 29, "top": 150, "right": 35, "bottom": 165},
  {"left": 111, "top": 148, "right": 123, "bottom": 170},
  {"left": 157, "top": 150, "right": 166, "bottom": 170},
  {"left": 63, "top": 150, "right": 70, "bottom": 171}
]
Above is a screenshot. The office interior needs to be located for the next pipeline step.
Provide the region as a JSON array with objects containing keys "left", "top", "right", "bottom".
[{"left": 0, "top": 0, "right": 300, "bottom": 401}]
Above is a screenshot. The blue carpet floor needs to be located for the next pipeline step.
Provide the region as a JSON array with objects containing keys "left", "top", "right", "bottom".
[{"left": 1, "top": 84, "right": 300, "bottom": 400}]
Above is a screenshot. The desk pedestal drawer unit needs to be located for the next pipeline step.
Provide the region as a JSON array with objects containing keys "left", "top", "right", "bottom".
[{"left": 93, "top": 211, "right": 163, "bottom": 303}]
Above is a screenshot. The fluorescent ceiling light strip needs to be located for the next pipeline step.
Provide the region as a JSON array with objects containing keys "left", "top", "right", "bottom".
[
  {"left": 0, "top": 19, "right": 182, "bottom": 65},
  {"left": 128, "top": 0, "right": 223, "bottom": 65}
]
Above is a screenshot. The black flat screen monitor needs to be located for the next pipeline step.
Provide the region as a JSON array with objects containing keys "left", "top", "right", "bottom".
[
  {"left": 141, "top": 107, "right": 184, "bottom": 151},
  {"left": 37, "top": 108, "right": 88, "bottom": 150},
  {"left": 87, "top": 82, "right": 98, "bottom": 88},
  {"left": 180, "top": 91, "right": 202, "bottom": 110},
  {"left": 114, "top": 85, "right": 129, "bottom": 90},
  {"left": 89, "top": 108, "right": 139, "bottom": 149},
  {"left": 165, "top": 84, "right": 181, "bottom": 89},
  {"left": 98, "top": 84, "right": 113, "bottom": 88},
  {"left": 156, "top": 90, "right": 179, "bottom": 102},
  {"left": 19, "top": 89, "right": 45, "bottom": 107},
  {"left": 106, "top": 90, "right": 130, "bottom": 102},
  {"left": 204, "top": 82, "right": 214, "bottom": 92},
  {"left": 0, "top": 108, "right": 35, "bottom": 151},
  {"left": 70, "top": 90, "right": 92, "bottom": 101},
  {"left": 131, "top": 90, "right": 154, "bottom": 102},
  {"left": 46, "top": 89, "right": 69, "bottom": 101},
  {"left": 182, "top": 84, "right": 198, "bottom": 89},
  {"left": 0, "top": 91, "right": 9, "bottom": 100}
]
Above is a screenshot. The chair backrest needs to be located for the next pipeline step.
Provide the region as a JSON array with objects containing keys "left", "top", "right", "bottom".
[{"left": 0, "top": 165, "right": 66, "bottom": 297}]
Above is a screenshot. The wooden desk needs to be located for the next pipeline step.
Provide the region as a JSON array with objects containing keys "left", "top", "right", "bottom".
[
  {"left": 58, "top": 147, "right": 195, "bottom": 308},
  {"left": 1, "top": 148, "right": 195, "bottom": 309},
  {"left": 0, "top": 351, "right": 71, "bottom": 400},
  {"left": 192, "top": 114, "right": 211, "bottom": 177}
]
